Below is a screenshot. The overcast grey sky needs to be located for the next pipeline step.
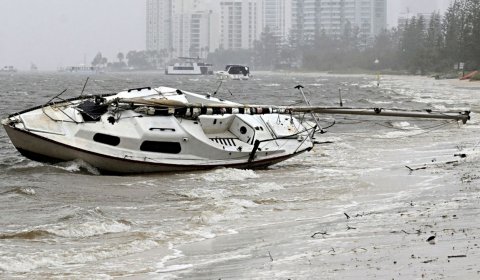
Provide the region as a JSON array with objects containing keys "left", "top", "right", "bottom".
[
  {"left": 0, "top": 0, "right": 145, "bottom": 70},
  {"left": 0, "top": 0, "right": 451, "bottom": 70}
]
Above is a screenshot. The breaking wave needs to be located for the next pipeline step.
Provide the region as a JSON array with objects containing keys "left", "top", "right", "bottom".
[
  {"left": 0, "top": 186, "right": 36, "bottom": 196},
  {"left": 0, "top": 229, "right": 52, "bottom": 240},
  {"left": 201, "top": 168, "right": 259, "bottom": 182},
  {"left": 54, "top": 159, "right": 101, "bottom": 175},
  {"left": 0, "top": 207, "right": 132, "bottom": 241},
  {"left": 0, "top": 239, "right": 159, "bottom": 273},
  {"left": 7, "top": 159, "right": 100, "bottom": 175}
]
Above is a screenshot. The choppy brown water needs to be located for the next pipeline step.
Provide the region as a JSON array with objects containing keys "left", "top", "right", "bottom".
[{"left": 1, "top": 71, "right": 479, "bottom": 279}]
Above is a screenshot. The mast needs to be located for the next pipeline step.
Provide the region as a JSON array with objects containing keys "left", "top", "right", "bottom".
[{"left": 117, "top": 98, "right": 470, "bottom": 124}]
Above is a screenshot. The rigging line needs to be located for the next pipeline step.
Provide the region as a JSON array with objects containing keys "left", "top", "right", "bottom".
[
  {"left": 80, "top": 77, "right": 89, "bottom": 97},
  {"left": 473, "top": 141, "right": 480, "bottom": 151},
  {"left": 328, "top": 120, "right": 458, "bottom": 140},
  {"left": 371, "top": 121, "right": 454, "bottom": 131},
  {"left": 373, "top": 121, "right": 458, "bottom": 140},
  {"left": 213, "top": 80, "right": 223, "bottom": 95},
  {"left": 90, "top": 80, "right": 118, "bottom": 95},
  {"left": 333, "top": 115, "right": 463, "bottom": 123}
]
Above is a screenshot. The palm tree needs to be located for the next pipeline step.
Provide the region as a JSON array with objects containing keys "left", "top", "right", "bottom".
[{"left": 117, "top": 52, "right": 124, "bottom": 63}]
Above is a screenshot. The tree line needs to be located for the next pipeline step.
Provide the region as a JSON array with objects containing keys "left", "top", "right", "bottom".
[
  {"left": 211, "top": 0, "right": 480, "bottom": 75},
  {"left": 93, "top": 0, "right": 479, "bottom": 75}
]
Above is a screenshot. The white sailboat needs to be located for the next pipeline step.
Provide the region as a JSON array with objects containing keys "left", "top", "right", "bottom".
[
  {"left": 2, "top": 86, "right": 316, "bottom": 173},
  {"left": 1, "top": 85, "right": 469, "bottom": 174}
]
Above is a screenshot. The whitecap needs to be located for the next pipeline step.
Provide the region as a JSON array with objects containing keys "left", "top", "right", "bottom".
[
  {"left": 389, "top": 121, "right": 419, "bottom": 130},
  {"left": 55, "top": 159, "right": 100, "bottom": 175},
  {"left": 18, "top": 187, "right": 36, "bottom": 195},
  {"left": 182, "top": 187, "right": 231, "bottom": 200},
  {"left": 201, "top": 168, "right": 259, "bottom": 182},
  {"left": 155, "top": 264, "right": 193, "bottom": 273},
  {"left": 377, "top": 130, "right": 425, "bottom": 139},
  {"left": 263, "top": 83, "right": 280, "bottom": 87},
  {"left": 0, "top": 239, "right": 159, "bottom": 273},
  {"left": 46, "top": 220, "right": 131, "bottom": 238},
  {"left": 240, "top": 182, "right": 284, "bottom": 196}
]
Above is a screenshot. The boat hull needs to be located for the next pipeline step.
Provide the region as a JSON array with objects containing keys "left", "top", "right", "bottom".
[{"left": 3, "top": 123, "right": 307, "bottom": 174}]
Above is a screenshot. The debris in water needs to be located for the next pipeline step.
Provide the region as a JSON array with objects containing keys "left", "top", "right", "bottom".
[
  {"left": 427, "top": 235, "right": 436, "bottom": 245},
  {"left": 405, "top": 165, "right": 427, "bottom": 172},
  {"left": 268, "top": 251, "right": 274, "bottom": 262},
  {"left": 447, "top": 255, "right": 467, "bottom": 258},
  {"left": 311, "top": 231, "right": 328, "bottom": 238}
]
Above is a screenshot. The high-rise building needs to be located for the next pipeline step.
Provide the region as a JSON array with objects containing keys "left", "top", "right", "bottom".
[
  {"left": 147, "top": 0, "right": 387, "bottom": 56},
  {"left": 263, "top": 0, "right": 292, "bottom": 41},
  {"left": 218, "top": 0, "right": 263, "bottom": 50},
  {"left": 146, "top": 0, "right": 218, "bottom": 58},
  {"left": 292, "top": 0, "right": 317, "bottom": 44},
  {"left": 292, "top": 0, "right": 387, "bottom": 46},
  {"left": 146, "top": 0, "right": 172, "bottom": 52}
]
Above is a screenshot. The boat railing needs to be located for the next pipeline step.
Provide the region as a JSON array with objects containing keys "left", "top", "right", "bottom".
[{"left": 41, "top": 89, "right": 81, "bottom": 123}]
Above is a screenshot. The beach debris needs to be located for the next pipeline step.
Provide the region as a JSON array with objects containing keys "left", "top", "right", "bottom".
[
  {"left": 399, "top": 229, "right": 424, "bottom": 235},
  {"left": 405, "top": 165, "right": 427, "bottom": 172},
  {"left": 427, "top": 235, "right": 436, "bottom": 245},
  {"left": 311, "top": 231, "right": 328, "bottom": 238},
  {"left": 447, "top": 255, "right": 467, "bottom": 258},
  {"left": 344, "top": 212, "right": 350, "bottom": 219},
  {"left": 268, "top": 251, "right": 274, "bottom": 262},
  {"left": 422, "top": 258, "right": 438, "bottom": 263},
  {"left": 346, "top": 225, "right": 356, "bottom": 230},
  {"left": 314, "top": 140, "right": 334, "bottom": 145}
]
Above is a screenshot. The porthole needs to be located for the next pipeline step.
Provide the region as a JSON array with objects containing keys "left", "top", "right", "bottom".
[
  {"left": 140, "top": 141, "right": 181, "bottom": 154},
  {"left": 240, "top": 126, "right": 247, "bottom": 134},
  {"left": 93, "top": 133, "right": 120, "bottom": 146}
]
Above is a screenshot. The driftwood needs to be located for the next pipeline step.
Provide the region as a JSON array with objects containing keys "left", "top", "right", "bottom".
[{"left": 447, "top": 255, "right": 467, "bottom": 258}]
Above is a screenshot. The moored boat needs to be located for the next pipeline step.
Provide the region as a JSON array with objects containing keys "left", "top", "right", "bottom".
[
  {"left": 215, "top": 65, "right": 250, "bottom": 80},
  {"left": 165, "top": 57, "right": 213, "bottom": 75},
  {"left": 0, "top": 66, "right": 17, "bottom": 73}
]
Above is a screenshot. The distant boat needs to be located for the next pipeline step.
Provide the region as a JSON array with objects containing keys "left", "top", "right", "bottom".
[
  {"left": 30, "top": 63, "right": 38, "bottom": 71},
  {"left": 0, "top": 66, "right": 17, "bottom": 73},
  {"left": 58, "top": 65, "right": 101, "bottom": 74},
  {"left": 165, "top": 57, "right": 213, "bottom": 75},
  {"left": 215, "top": 65, "right": 250, "bottom": 80}
]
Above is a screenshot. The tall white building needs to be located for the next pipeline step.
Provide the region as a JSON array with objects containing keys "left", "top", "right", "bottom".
[
  {"left": 292, "top": 0, "right": 317, "bottom": 44},
  {"left": 292, "top": 0, "right": 387, "bottom": 45},
  {"left": 146, "top": 0, "right": 172, "bottom": 52},
  {"left": 218, "top": 0, "right": 263, "bottom": 50},
  {"left": 147, "top": 0, "right": 387, "bottom": 56},
  {"left": 146, "top": 0, "right": 218, "bottom": 58},
  {"left": 263, "top": 0, "right": 292, "bottom": 41}
]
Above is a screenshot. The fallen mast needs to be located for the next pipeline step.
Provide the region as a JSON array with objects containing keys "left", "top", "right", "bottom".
[{"left": 118, "top": 98, "right": 471, "bottom": 124}]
